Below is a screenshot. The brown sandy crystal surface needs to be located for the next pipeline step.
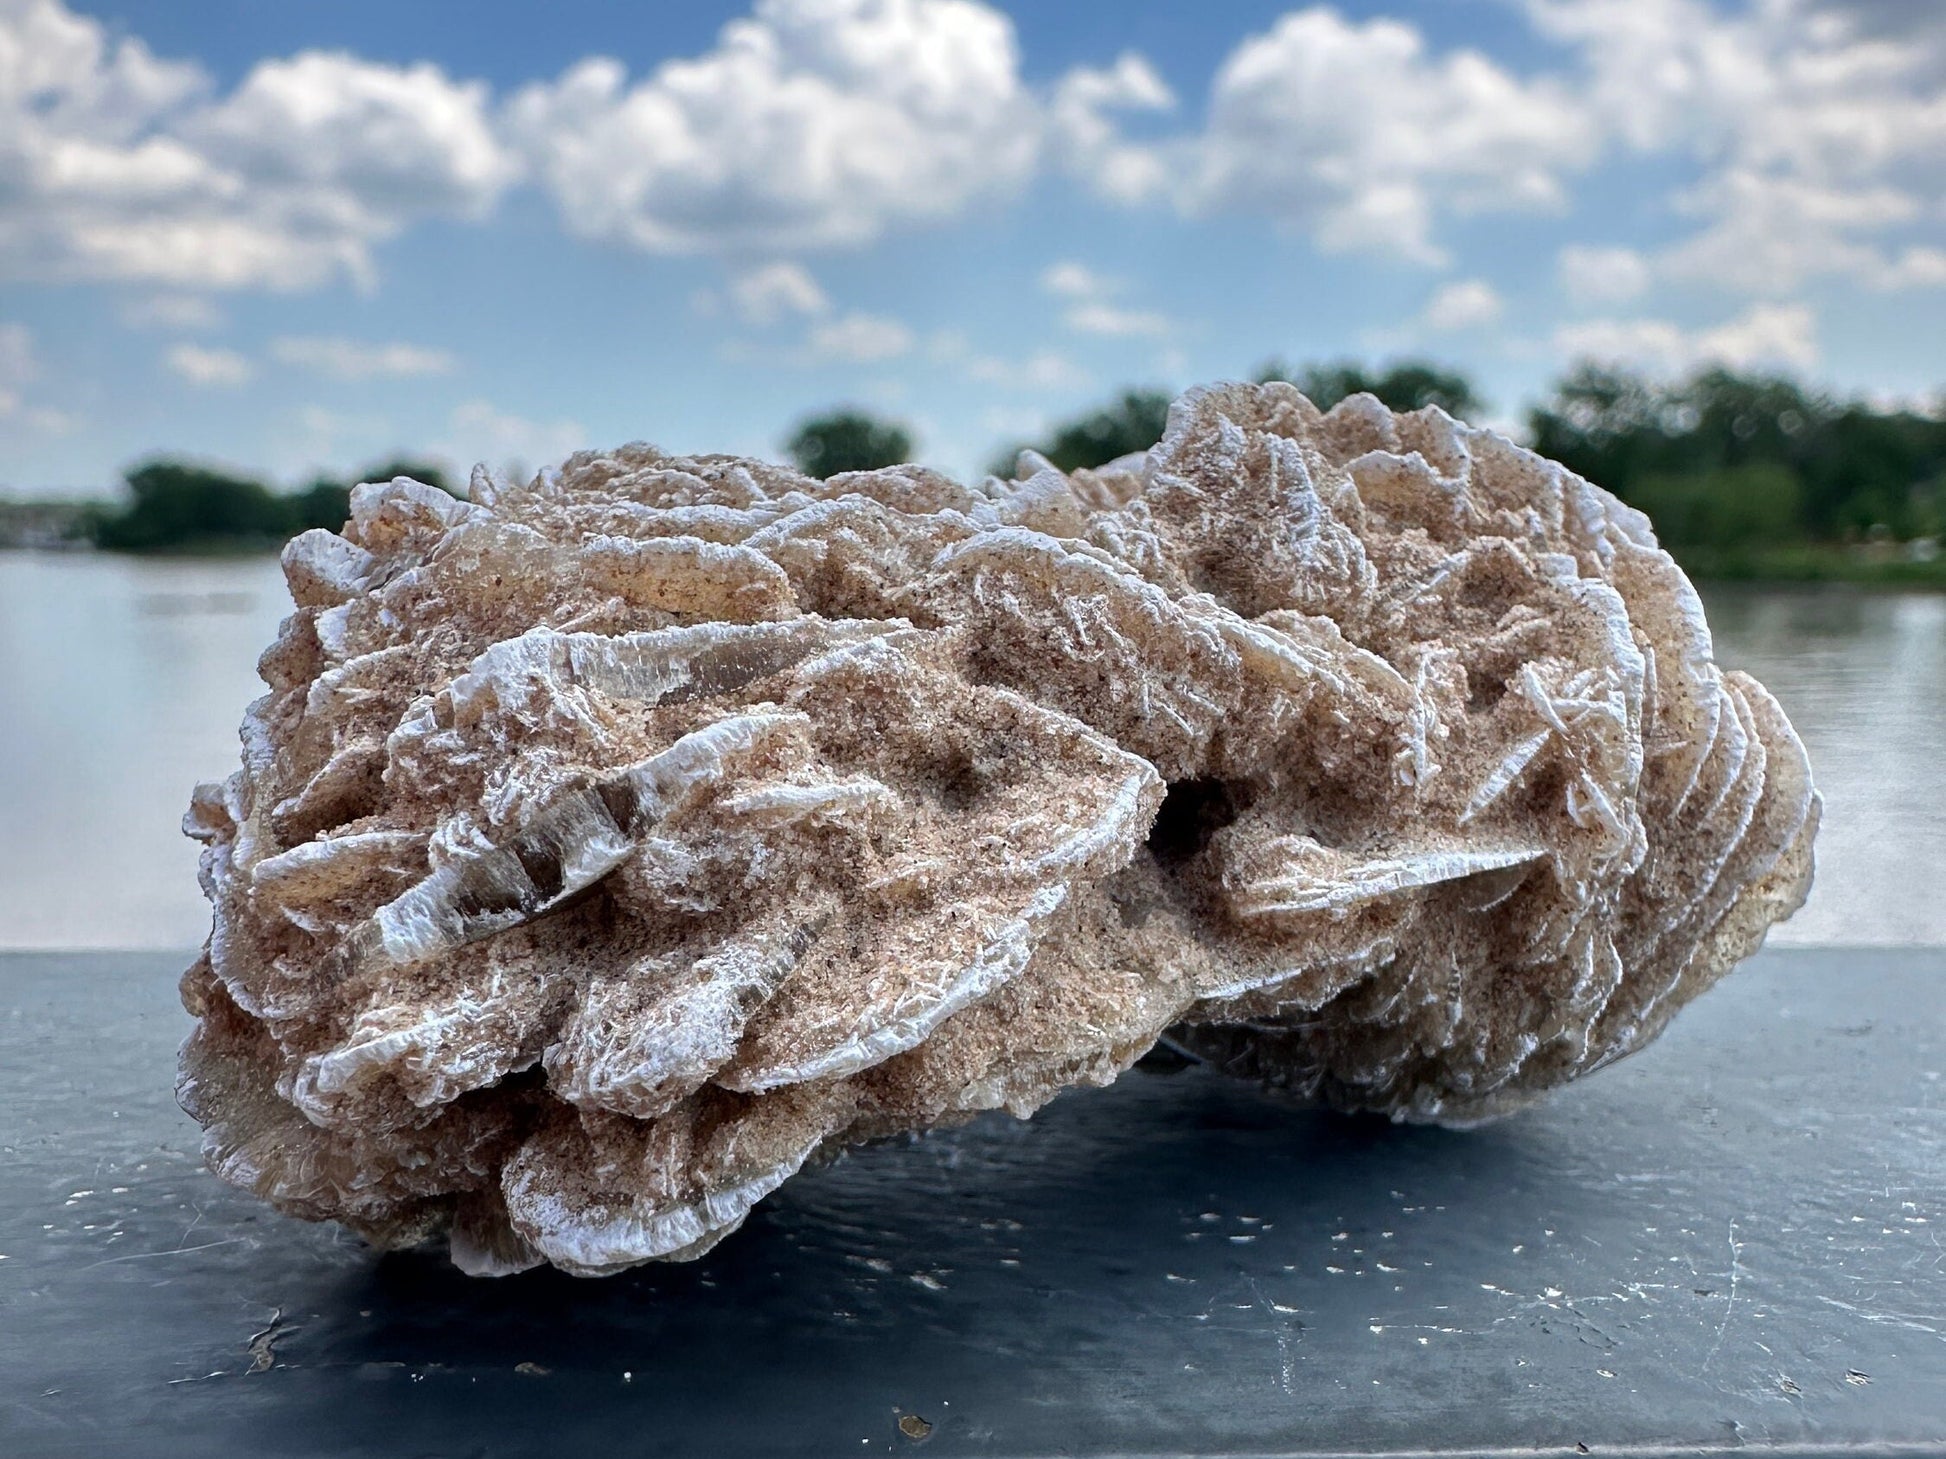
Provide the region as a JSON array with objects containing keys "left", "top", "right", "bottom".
[{"left": 179, "top": 382, "right": 1817, "bottom": 1275}]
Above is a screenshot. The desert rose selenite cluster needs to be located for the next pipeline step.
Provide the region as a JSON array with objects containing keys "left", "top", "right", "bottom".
[{"left": 180, "top": 383, "right": 1817, "bottom": 1275}]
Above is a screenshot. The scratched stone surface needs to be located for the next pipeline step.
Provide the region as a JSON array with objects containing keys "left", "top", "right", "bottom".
[{"left": 1, "top": 947, "right": 1940, "bottom": 1458}]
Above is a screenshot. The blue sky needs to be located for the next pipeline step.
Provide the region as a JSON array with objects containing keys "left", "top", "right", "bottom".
[{"left": 2, "top": 0, "right": 1943, "bottom": 493}]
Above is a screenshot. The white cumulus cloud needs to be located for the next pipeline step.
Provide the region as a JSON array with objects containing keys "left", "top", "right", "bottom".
[
  {"left": 184, "top": 52, "right": 512, "bottom": 223},
  {"left": 728, "top": 262, "right": 831, "bottom": 324},
  {"left": 504, "top": 0, "right": 1040, "bottom": 254},
  {"left": 438, "top": 399, "right": 587, "bottom": 479},
  {"left": 967, "top": 350, "right": 1089, "bottom": 391},
  {"left": 165, "top": 342, "right": 254, "bottom": 386},
  {"left": 1662, "top": 170, "right": 1946, "bottom": 295},
  {"left": 1041, "top": 0, "right": 1944, "bottom": 299},
  {"left": 1048, "top": 52, "right": 1176, "bottom": 204},
  {"left": 1185, "top": 8, "right": 1599, "bottom": 264},
  {"left": 6, "top": 0, "right": 1941, "bottom": 412},
  {"left": 804, "top": 312, "right": 914, "bottom": 362},
  {"left": 1557, "top": 245, "right": 1651, "bottom": 306},
  {"left": 121, "top": 293, "right": 224, "bottom": 329},
  {"left": 1063, "top": 302, "right": 1172, "bottom": 338},
  {"left": 269, "top": 336, "right": 457, "bottom": 380},
  {"left": 1040, "top": 261, "right": 1109, "bottom": 299},
  {"left": 1039, "top": 259, "right": 1172, "bottom": 337},
  {"left": 1422, "top": 278, "right": 1503, "bottom": 331},
  {"left": 1553, "top": 302, "right": 1819, "bottom": 375},
  {"left": 0, "top": 0, "right": 516, "bottom": 292},
  {"left": 1525, "top": 0, "right": 1946, "bottom": 295}
]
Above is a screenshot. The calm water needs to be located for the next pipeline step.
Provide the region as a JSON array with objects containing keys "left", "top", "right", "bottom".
[{"left": 0, "top": 553, "right": 1940, "bottom": 949}]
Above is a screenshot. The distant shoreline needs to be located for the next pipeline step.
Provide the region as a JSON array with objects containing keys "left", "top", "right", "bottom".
[
  {"left": 4, "top": 536, "right": 1943, "bottom": 591},
  {"left": 0, "top": 537, "right": 287, "bottom": 559},
  {"left": 1674, "top": 543, "right": 1946, "bottom": 590}
]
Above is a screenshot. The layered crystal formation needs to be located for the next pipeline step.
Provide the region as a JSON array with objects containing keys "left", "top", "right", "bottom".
[{"left": 180, "top": 383, "right": 1817, "bottom": 1274}]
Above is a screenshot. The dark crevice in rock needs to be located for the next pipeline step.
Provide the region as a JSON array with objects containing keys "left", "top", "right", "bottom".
[
  {"left": 920, "top": 747, "right": 986, "bottom": 812},
  {"left": 1147, "top": 777, "right": 1243, "bottom": 867}
]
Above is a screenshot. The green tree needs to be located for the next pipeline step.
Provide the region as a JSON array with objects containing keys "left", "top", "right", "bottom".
[
  {"left": 1805, "top": 403, "right": 1946, "bottom": 539},
  {"left": 93, "top": 459, "right": 291, "bottom": 551},
  {"left": 785, "top": 409, "right": 914, "bottom": 479},
  {"left": 1629, "top": 464, "right": 1804, "bottom": 550},
  {"left": 356, "top": 458, "right": 453, "bottom": 493},
  {"left": 991, "top": 389, "right": 1173, "bottom": 477},
  {"left": 1256, "top": 358, "right": 1486, "bottom": 419},
  {"left": 288, "top": 481, "right": 354, "bottom": 534},
  {"left": 90, "top": 454, "right": 464, "bottom": 552},
  {"left": 1528, "top": 364, "right": 1946, "bottom": 543},
  {"left": 289, "top": 459, "right": 456, "bottom": 537}
]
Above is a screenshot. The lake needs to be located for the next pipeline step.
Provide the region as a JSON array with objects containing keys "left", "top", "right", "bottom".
[{"left": 1, "top": 551, "right": 1939, "bottom": 950}]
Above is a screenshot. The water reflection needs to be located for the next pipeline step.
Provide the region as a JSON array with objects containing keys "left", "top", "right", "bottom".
[
  {"left": 0, "top": 553, "right": 1938, "bottom": 948},
  {"left": 0, "top": 552, "right": 290, "bottom": 949},
  {"left": 1700, "top": 585, "right": 1946, "bottom": 946},
  {"left": 135, "top": 589, "right": 260, "bottom": 617}
]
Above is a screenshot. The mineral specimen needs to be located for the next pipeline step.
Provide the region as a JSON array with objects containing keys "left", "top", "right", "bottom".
[{"left": 179, "top": 382, "right": 1817, "bottom": 1275}]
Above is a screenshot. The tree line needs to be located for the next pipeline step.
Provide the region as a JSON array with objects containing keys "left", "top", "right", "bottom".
[
  {"left": 76, "top": 457, "right": 452, "bottom": 553},
  {"left": 1528, "top": 365, "right": 1944, "bottom": 553},
  {"left": 38, "top": 360, "right": 1946, "bottom": 581},
  {"left": 799, "top": 361, "right": 1945, "bottom": 581}
]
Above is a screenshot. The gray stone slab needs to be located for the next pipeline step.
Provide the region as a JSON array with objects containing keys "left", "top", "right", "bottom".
[{"left": 0, "top": 947, "right": 1940, "bottom": 1458}]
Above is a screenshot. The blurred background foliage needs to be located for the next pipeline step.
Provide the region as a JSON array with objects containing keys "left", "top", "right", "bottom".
[
  {"left": 1252, "top": 358, "right": 1486, "bottom": 419},
  {"left": 1529, "top": 366, "right": 1946, "bottom": 545},
  {"left": 73, "top": 458, "right": 452, "bottom": 554},
  {"left": 785, "top": 408, "right": 914, "bottom": 479},
  {"left": 986, "top": 389, "right": 1173, "bottom": 476},
  {"left": 16, "top": 362, "right": 1943, "bottom": 584}
]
